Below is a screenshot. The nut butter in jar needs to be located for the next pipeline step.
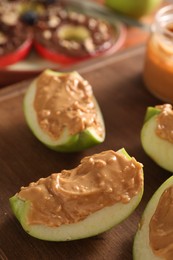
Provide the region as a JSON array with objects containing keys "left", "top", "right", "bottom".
[{"left": 143, "top": 5, "right": 173, "bottom": 102}]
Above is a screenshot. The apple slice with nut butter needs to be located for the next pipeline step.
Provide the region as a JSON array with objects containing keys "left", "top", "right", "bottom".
[
  {"left": 141, "top": 104, "right": 173, "bottom": 172},
  {"left": 133, "top": 176, "right": 173, "bottom": 260},
  {"left": 23, "top": 69, "right": 105, "bottom": 152},
  {"left": 10, "top": 148, "right": 144, "bottom": 241}
]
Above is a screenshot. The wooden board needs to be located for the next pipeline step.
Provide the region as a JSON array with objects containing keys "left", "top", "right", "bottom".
[{"left": 0, "top": 46, "right": 171, "bottom": 260}]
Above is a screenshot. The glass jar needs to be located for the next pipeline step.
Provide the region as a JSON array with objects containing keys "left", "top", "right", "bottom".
[{"left": 143, "top": 5, "right": 173, "bottom": 103}]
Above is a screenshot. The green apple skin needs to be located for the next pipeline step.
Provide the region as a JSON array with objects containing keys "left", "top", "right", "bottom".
[
  {"left": 143, "top": 106, "right": 161, "bottom": 123},
  {"left": 9, "top": 148, "right": 144, "bottom": 241},
  {"left": 105, "top": 0, "right": 162, "bottom": 18},
  {"left": 133, "top": 176, "right": 173, "bottom": 260},
  {"left": 23, "top": 70, "right": 105, "bottom": 152},
  {"left": 141, "top": 106, "right": 173, "bottom": 172}
]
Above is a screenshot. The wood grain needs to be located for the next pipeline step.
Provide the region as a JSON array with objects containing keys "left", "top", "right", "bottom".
[{"left": 0, "top": 46, "right": 171, "bottom": 260}]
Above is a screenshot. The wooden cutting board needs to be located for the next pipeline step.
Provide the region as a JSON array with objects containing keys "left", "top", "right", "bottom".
[{"left": 0, "top": 46, "right": 170, "bottom": 260}]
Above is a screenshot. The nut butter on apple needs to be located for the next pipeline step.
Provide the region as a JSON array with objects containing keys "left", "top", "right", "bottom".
[
  {"left": 141, "top": 104, "right": 173, "bottom": 172},
  {"left": 133, "top": 176, "right": 173, "bottom": 260},
  {"left": 10, "top": 149, "right": 144, "bottom": 241},
  {"left": 149, "top": 185, "right": 173, "bottom": 259},
  {"left": 34, "top": 71, "right": 103, "bottom": 140},
  {"left": 23, "top": 69, "right": 105, "bottom": 152}
]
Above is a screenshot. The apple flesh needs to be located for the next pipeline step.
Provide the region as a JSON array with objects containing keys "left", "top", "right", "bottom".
[
  {"left": 133, "top": 176, "right": 173, "bottom": 260},
  {"left": 10, "top": 148, "right": 144, "bottom": 241},
  {"left": 105, "top": 0, "right": 163, "bottom": 18},
  {"left": 141, "top": 106, "right": 173, "bottom": 172},
  {"left": 23, "top": 69, "right": 105, "bottom": 152}
]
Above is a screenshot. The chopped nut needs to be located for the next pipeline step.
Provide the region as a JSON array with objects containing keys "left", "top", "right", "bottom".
[
  {"left": 98, "top": 22, "right": 108, "bottom": 33},
  {"left": 94, "top": 32, "right": 103, "bottom": 42},
  {"left": 0, "top": 32, "right": 7, "bottom": 45},
  {"left": 48, "top": 16, "right": 60, "bottom": 28},
  {"left": 77, "top": 14, "right": 86, "bottom": 24},
  {"left": 58, "top": 10, "right": 67, "bottom": 20},
  {"left": 59, "top": 39, "right": 70, "bottom": 49},
  {"left": 70, "top": 41, "right": 80, "bottom": 50},
  {"left": 108, "top": 156, "right": 117, "bottom": 164},
  {"left": 95, "top": 159, "right": 106, "bottom": 168},
  {"left": 84, "top": 38, "right": 95, "bottom": 53},
  {"left": 68, "top": 12, "right": 79, "bottom": 21},
  {"left": 41, "top": 109, "right": 51, "bottom": 117},
  {"left": 88, "top": 18, "right": 97, "bottom": 30},
  {"left": 43, "top": 30, "right": 52, "bottom": 40},
  {"left": 40, "top": 119, "right": 49, "bottom": 129},
  {"left": 58, "top": 39, "right": 79, "bottom": 50},
  {"left": 1, "top": 13, "right": 18, "bottom": 26}
]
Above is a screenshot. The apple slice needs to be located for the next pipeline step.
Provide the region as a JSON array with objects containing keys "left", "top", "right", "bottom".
[
  {"left": 105, "top": 0, "right": 162, "bottom": 18},
  {"left": 133, "top": 176, "right": 173, "bottom": 260},
  {"left": 141, "top": 105, "right": 173, "bottom": 172},
  {"left": 10, "top": 148, "right": 144, "bottom": 241},
  {"left": 23, "top": 69, "right": 105, "bottom": 152}
]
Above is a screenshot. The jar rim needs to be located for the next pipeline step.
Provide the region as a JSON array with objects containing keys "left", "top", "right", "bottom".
[
  {"left": 154, "top": 4, "right": 173, "bottom": 38},
  {"left": 156, "top": 4, "right": 173, "bottom": 19}
]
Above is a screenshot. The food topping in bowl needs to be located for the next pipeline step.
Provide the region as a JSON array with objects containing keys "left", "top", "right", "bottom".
[
  {"left": 34, "top": 5, "right": 119, "bottom": 58},
  {"left": 0, "top": 1, "right": 32, "bottom": 56}
]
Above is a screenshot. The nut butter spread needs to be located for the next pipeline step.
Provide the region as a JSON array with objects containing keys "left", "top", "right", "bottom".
[
  {"left": 149, "top": 186, "right": 173, "bottom": 260},
  {"left": 34, "top": 72, "right": 103, "bottom": 139},
  {"left": 155, "top": 104, "right": 173, "bottom": 143},
  {"left": 18, "top": 150, "right": 143, "bottom": 227}
]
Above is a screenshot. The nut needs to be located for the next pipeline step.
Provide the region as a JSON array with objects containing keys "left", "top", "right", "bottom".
[
  {"left": 94, "top": 32, "right": 103, "bottom": 42},
  {"left": 0, "top": 32, "right": 7, "bottom": 45},
  {"left": 58, "top": 10, "right": 67, "bottom": 20},
  {"left": 43, "top": 30, "right": 52, "bottom": 40},
  {"left": 70, "top": 41, "right": 80, "bottom": 50},
  {"left": 84, "top": 38, "right": 95, "bottom": 53},
  {"left": 77, "top": 14, "right": 86, "bottom": 24},
  {"left": 88, "top": 18, "right": 97, "bottom": 30},
  {"left": 1, "top": 13, "right": 18, "bottom": 26},
  {"left": 68, "top": 11, "right": 79, "bottom": 21},
  {"left": 98, "top": 22, "right": 108, "bottom": 34},
  {"left": 48, "top": 16, "right": 60, "bottom": 28}
]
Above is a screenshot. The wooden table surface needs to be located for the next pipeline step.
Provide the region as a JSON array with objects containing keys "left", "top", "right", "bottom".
[{"left": 0, "top": 45, "right": 171, "bottom": 260}]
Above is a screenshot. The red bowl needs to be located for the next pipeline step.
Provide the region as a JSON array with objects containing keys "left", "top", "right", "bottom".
[
  {"left": 0, "top": 38, "right": 33, "bottom": 68},
  {"left": 34, "top": 25, "right": 126, "bottom": 66},
  {"left": 34, "top": 41, "right": 84, "bottom": 65}
]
